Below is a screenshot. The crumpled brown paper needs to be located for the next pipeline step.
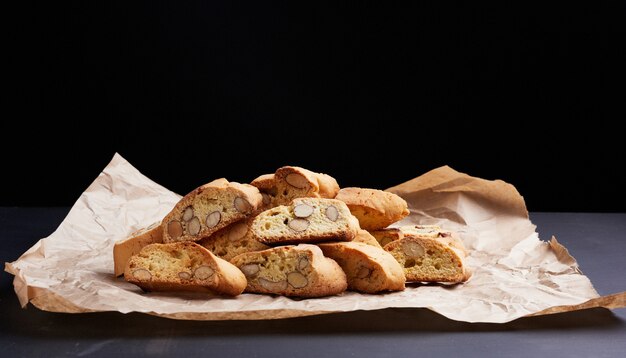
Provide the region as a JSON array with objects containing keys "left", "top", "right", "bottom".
[{"left": 5, "top": 154, "right": 625, "bottom": 323}]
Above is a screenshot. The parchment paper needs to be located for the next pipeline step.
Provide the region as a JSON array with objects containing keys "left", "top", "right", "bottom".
[{"left": 5, "top": 154, "right": 625, "bottom": 323}]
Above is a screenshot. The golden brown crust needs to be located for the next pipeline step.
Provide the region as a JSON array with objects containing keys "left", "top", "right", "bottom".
[
  {"left": 250, "top": 174, "right": 276, "bottom": 191},
  {"left": 318, "top": 241, "right": 405, "bottom": 293},
  {"left": 230, "top": 244, "right": 347, "bottom": 297},
  {"left": 315, "top": 172, "right": 340, "bottom": 199},
  {"left": 113, "top": 221, "right": 163, "bottom": 276},
  {"left": 250, "top": 174, "right": 278, "bottom": 210},
  {"left": 352, "top": 229, "right": 383, "bottom": 248},
  {"left": 161, "top": 178, "right": 263, "bottom": 243},
  {"left": 335, "top": 187, "right": 409, "bottom": 230},
  {"left": 259, "top": 231, "right": 354, "bottom": 245},
  {"left": 124, "top": 242, "right": 246, "bottom": 296}
]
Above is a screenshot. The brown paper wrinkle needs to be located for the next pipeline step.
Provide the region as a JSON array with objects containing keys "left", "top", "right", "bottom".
[{"left": 4, "top": 154, "right": 625, "bottom": 323}]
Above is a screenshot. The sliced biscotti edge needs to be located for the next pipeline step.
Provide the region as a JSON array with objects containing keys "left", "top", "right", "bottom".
[
  {"left": 124, "top": 242, "right": 247, "bottom": 296},
  {"left": 162, "top": 178, "right": 263, "bottom": 243},
  {"left": 230, "top": 244, "right": 347, "bottom": 297},
  {"left": 383, "top": 235, "right": 470, "bottom": 283},
  {"left": 250, "top": 198, "right": 360, "bottom": 245}
]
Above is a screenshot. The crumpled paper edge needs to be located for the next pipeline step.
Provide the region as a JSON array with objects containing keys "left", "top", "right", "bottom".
[
  {"left": 523, "top": 237, "right": 625, "bottom": 316},
  {"left": 5, "top": 153, "right": 181, "bottom": 308},
  {"left": 5, "top": 153, "right": 626, "bottom": 323}
]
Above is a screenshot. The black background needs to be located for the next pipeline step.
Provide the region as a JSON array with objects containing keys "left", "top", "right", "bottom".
[{"left": 4, "top": 2, "right": 625, "bottom": 211}]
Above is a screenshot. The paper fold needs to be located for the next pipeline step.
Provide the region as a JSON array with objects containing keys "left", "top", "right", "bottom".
[{"left": 5, "top": 154, "right": 625, "bottom": 323}]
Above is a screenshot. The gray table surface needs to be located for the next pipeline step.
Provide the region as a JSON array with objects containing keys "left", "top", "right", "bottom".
[{"left": 1, "top": 208, "right": 625, "bottom": 358}]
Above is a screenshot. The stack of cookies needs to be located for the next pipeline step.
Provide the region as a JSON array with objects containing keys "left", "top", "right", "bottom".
[{"left": 114, "top": 166, "right": 470, "bottom": 298}]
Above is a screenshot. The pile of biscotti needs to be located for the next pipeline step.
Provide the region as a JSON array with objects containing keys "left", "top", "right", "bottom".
[{"left": 114, "top": 166, "right": 471, "bottom": 297}]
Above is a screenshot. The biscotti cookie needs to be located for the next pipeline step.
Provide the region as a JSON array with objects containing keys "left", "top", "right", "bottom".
[
  {"left": 162, "top": 178, "right": 263, "bottom": 243},
  {"left": 198, "top": 218, "right": 270, "bottom": 261},
  {"left": 335, "top": 187, "right": 409, "bottom": 230},
  {"left": 383, "top": 234, "right": 470, "bottom": 283},
  {"left": 251, "top": 198, "right": 360, "bottom": 245},
  {"left": 318, "top": 242, "right": 405, "bottom": 293},
  {"left": 124, "top": 242, "right": 246, "bottom": 296},
  {"left": 113, "top": 221, "right": 163, "bottom": 276},
  {"left": 230, "top": 244, "right": 347, "bottom": 297},
  {"left": 251, "top": 166, "right": 340, "bottom": 207},
  {"left": 352, "top": 229, "right": 383, "bottom": 248}
]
